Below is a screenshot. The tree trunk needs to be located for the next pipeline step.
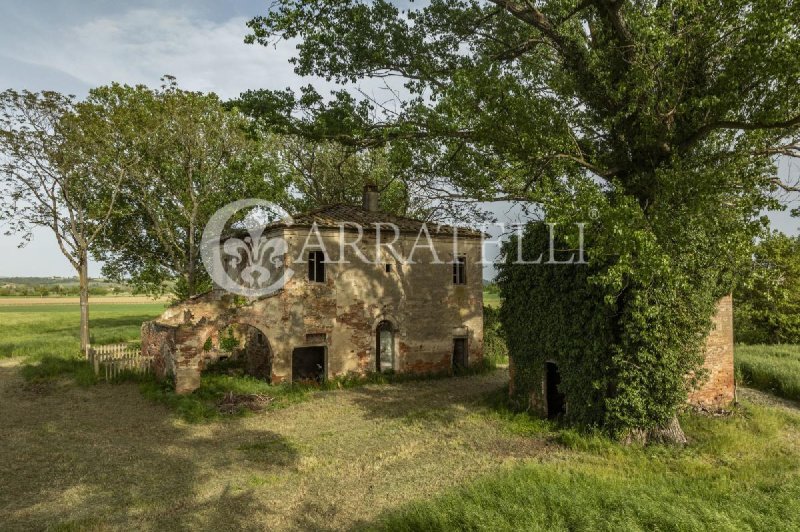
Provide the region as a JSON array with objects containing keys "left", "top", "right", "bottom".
[
  {"left": 621, "top": 415, "right": 688, "bottom": 446},
  {"left": 79, "top": 249, "right": 90, "bottom": 357}
]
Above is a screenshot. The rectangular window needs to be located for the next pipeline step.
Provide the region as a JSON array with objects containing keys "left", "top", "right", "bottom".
[
  {"left": 453, "top": 256, "right": 466, "bottom": 285},
  {"left": 385, "top": 263, "right": 392, "bottom": 273},
  {"left": 308, "top": 250, "right": 326, "bottom": 283}
]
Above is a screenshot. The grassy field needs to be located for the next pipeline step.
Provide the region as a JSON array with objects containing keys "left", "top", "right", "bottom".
[
  {"left": 736, "top": 344, "right": 800, "bottom": 402},
  {"left": 0, "top": 301, "right": 167, "bottom": 361},
  {"left": 483, "top": 291, "right": 502, "bottom": 308},
  {"left": 2, "top": 300, "right": 800, "bottom": 530}
]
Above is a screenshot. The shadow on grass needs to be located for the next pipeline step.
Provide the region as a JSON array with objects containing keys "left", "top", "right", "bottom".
[
  {"left": 20, "top": 355, "right": 98, "bottom": 386},
  {"left": 18, "top": 353, "right": 500, "bottom": 424},
  {"left": 1, "top": 363, "right": 298, "bottom": 529}
]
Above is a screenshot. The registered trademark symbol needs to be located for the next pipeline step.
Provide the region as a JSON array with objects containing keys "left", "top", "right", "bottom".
[{"left": 589, "top": 207, "right": 599, "bottom": 220}]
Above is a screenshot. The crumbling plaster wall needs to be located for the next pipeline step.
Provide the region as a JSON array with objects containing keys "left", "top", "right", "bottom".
[{"left": 141, "top": 226, "right": 485, "bottom": 394}]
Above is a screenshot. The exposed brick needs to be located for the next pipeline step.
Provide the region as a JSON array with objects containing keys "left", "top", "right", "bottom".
[
  {"left": 141, "top": 225, "right": 485, "bottom": 394},
  {"left": 688, "top": 295, "right": 735, "bottom": 408}
]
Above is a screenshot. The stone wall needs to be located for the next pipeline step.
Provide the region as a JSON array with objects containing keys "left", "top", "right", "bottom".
[{"left": 141, "top": 226, "right": 485, "bottom": 394}]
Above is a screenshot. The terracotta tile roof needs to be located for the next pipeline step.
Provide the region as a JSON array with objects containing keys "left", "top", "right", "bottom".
[{"left": 268, "top": 204, "right": 485, "bottom": 238}]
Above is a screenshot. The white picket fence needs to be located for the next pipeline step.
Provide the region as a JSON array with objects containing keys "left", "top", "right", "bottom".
[{"left": 87, "top": 343, "right": 154, "bottom": 381}]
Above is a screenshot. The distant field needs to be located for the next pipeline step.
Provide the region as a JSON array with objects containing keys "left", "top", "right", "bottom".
[
  {"left": 483, "top": 291, "right": 502, "bottom": 308},
  {"left": 0, "top": 296, "right": 167, "bottom": 306},
  {"left": 736, "top": 344, "right": 800, "bottom": 402},
  {"left": 0, "top": 302, "right": 167, "bottom": 360}
]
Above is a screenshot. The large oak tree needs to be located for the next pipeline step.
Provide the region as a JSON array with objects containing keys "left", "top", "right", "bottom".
[{"left": 246, "top": 0, "right": 800, "bottom": 439}]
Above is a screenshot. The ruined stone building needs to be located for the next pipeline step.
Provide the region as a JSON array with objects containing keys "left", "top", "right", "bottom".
[{"left": 141, "top": 187, "right": 485, "bottom": 393}]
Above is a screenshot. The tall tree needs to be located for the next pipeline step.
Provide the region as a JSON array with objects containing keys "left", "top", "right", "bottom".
[
  {"left": 272, "top": 135, "right": 420, "bottom": 215},
  {"left": 246, "top": 1, "right": 800, "bottom": 439},
  {"left": 89, "top": 78, "right": 288, "bottom": 299},
  {"left": 232, "top": 88, "right": 495, "bottom": 224},
  {"left": 735, "top": 231, "right": 800, "bottom": 344},
  {"left": 0, "top": 90, "right": 129, "bottom": 353}
]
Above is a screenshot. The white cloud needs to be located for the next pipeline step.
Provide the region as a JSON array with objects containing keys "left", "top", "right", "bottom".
[{"left": 8, "top": 8, "right": 316, "bottom": 99}]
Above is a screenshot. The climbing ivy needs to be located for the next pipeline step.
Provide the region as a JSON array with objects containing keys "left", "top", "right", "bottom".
[{"left": 497, "top": 221, "right": 729, "bottom": 437}]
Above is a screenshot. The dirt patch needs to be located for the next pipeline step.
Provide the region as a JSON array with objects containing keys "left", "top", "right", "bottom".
[
  {"left": 738, "top": 386, "right": 800, "bottom": 413},
  {"left": 217, "top": 392, "right": 275, "bottom": 414}
]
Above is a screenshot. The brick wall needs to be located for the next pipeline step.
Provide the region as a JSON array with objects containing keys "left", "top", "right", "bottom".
[{"left": 688, "top": 295, "right": 735, "bottom": 408}]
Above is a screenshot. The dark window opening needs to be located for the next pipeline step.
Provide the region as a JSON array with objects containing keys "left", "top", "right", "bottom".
[
  {"left": 292, "top": 346, "right": 325, "bottom": 383},
  {"left": 308, "top": 250, "right": 326, "bottom": 283},
  {"left": 453, "top": 256, "right": 466, "bottom": 285},
  {"left": 452, "top": 337, "right": 468, "bottom": 370},
  {"left": 376, "top": 321, "right": 394, "bottom": 372},
  {"left": 385, "top": 263, "right": 392, "bottom": 273},
  {"left": 545, "top": 362, "right": 566, "bottom": 419}
]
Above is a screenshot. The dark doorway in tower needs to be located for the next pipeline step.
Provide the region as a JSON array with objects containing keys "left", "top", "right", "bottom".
[
  {"left": 292, "top": 346, "right": 325, "bottom": 383},
  {"left": 545, "top": 362, "right": 566, "bottom": 419},
  {"left": 452, "top": 337, "right": 468, "bottom": 370},
  {"left": 241, "top": 326, "right": 272, "bottom": 381},
  {"left": 376, "top": 321, "right": 395, "bottom": 373}
]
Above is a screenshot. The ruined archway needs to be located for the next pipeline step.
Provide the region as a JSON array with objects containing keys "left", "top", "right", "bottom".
[{"left": 237, "top": 324, "right": 273, "bottom": 381}]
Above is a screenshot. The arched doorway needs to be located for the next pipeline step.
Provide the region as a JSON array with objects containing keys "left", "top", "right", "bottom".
[
  {"left": 376, "top": 321, "right": 395, "bottom": 373},
  {"left": 239, "top": 325, "right": 272, "bottom": 381},
  {"left": 545, "top": 362, "right": 566, "bottom": 419}
]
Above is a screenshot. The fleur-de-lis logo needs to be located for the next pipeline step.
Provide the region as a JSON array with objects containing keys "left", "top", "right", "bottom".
[
  {"left": 223, "top": 234, "right": 288, "bottom": 289},
  {"left": 201, "top": 199, "right": 294, "bottom": 297}
]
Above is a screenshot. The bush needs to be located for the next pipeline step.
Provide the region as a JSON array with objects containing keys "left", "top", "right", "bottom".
[{"left": 483, "top": 306, "right": 508, "bottom": 366}]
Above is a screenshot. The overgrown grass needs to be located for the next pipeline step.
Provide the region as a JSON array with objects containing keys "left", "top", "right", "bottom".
[
  {"left": 368, "top": 401, "right": 800, "bottom": 531},
  {"left": 0, "top": 302, "right": 166, "bottom": 361},
  {"left": 139, "top": 356, "right": 499, "bottom": 423},
  {"left": 736, "top": 344, "right": 800, "bottom": 402}
]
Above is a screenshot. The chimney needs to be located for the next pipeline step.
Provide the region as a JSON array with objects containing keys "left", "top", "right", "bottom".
[{"left": 362, "top": 184, "right": 379, "bottom": 212}]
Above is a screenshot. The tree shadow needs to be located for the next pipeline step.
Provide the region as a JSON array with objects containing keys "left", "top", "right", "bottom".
[
  {"left": 345, "top": 372, "right": 508, "bottom": 426},
  {"left": 0, "top": 363, "right": 299, "bottom": 530}
]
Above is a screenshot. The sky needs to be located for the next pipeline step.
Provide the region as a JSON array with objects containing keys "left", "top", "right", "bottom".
[{"left": 0, "top": 0, "right": 797, "bottom": 278}]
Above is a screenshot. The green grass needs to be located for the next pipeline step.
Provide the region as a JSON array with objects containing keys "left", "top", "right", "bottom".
[
  {"left": 0, "top": 303, "right": 167, "bottom": 361},
  {"left": 140, "top": 356, "right": 499, "bottom": 423},
  {"left": 5, "top": 302, "right": 498, "bottom": 423},
  {"left": 736, "top": 344, "right": 800, "bottom": 402},
  {"left": 369, "top": 401, "right": 800, "bottom": 531},
  {"left": 483, "top": 291, "right": 502, "bottom": 308},
  {"left": 3, "top": 299, "right": 800, "bottom": 529}
]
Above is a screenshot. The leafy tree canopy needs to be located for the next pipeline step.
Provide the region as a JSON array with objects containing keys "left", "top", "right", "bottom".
[
  {"left": 735, "top": 231, "right": 800, "bottom": 344},
  {"left": 245, "top": 0, "right": 800, "bottom": 438},
  {"left": 87, "top": 78, "right": 289, "bottom": 299}
]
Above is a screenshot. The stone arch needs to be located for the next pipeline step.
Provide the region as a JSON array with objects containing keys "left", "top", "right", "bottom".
[
  {"left": 371, "top": 314, "right": 400, "bottom": 333},
  {"left": 213, "top": 316, "right": 276, "bottom": 382}
]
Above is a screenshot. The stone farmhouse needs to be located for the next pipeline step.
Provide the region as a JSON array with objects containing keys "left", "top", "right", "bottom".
[
  {"left": 141, "top": 186, "right": 486, "bottom": 394},
  {"left": 141, "top": 185, "right": 734, "bottom": 416}
]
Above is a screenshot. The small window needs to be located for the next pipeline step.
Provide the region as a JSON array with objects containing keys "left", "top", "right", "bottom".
[
  {"left": 385, "top": 263, "right": 392, "bottom": 273},
  {"left": 453, "top": 256, "right": 466, "bottom": 285},
  {"left": 308, "top": 250, "right": 326, "bottom": 283}
]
